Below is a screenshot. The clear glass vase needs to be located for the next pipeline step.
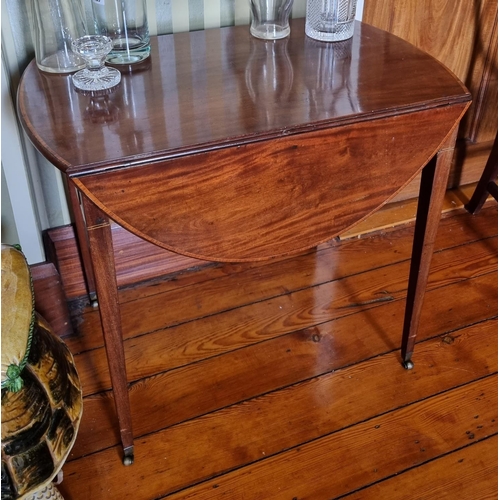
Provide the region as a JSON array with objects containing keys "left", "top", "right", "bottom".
[
  {"left": 28, "top": 0, "right": 87, "bottom": 73},
  {"left": 305, "top": 0, "right": 358, "bottom": 42},
  {"left": 92, "top": 0, "right": 151, "bottom": 64},
  {"left": 249, "top": 0, "right": 295, "bottom": 40}
]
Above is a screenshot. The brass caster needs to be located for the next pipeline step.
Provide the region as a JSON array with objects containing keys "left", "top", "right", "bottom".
[
  {"left": 122, "top": 447, "right": 134, "bottom": 466},
  {"left": 403, "top": 360, "right": 414, "bottom": 370}
]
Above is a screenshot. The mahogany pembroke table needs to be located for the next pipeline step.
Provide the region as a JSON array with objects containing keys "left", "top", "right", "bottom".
[{"left": 18, "top": 19, "right": 471, "bottom": 464}]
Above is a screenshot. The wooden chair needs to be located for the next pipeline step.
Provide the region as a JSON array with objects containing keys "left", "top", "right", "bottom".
[{"left": 465, "top": 135, "right": 498, "bottom": 214}]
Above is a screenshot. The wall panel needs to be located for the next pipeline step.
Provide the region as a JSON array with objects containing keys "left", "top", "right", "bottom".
[{"left": 364, "top": 0, "right": 498, "bottom": 200}]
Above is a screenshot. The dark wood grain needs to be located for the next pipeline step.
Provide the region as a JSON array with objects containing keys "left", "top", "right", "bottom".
[
  {"left": 42, "top": 225, "right": 91, "bottom": 300},
  {"left": 18, "top": 20, "right": 469, "bottom": 175},
  {"left": 80, "top": 194, "right": 134, "bottom": 462},
  {"left": 73, "top": 236, "right": 497, "bottom": 396},
  {"left": 160, "top": 377, "right": 497, "bottom": 500},
  {"left": 43, "top": 223, "right": 207, "bottom": 301},
  {"left": 363, "top": 0, "right": 497, "bottom": 142},
  {"left": 363, "top": 0, "right": 498, "bottom": 203},
  {"left": 30, "top": 262, "right": 72, "bottom": 337},
  {"left": 61, "top": 205, "right": 498, "bottom": 460},
  {"left": 74, "top": 107, "right": 467, "bottom": 261},
  {"left": 402, "top": 128, "right": 459, "bottom": 364},
  {"left": 18, "top": 19, "right": 473, "bottom": 461},
  {"left": 61, "top": 374, "right": 497, "bottom": 499},
  {"left": 61, "top": 205, "right": 498, "bottom": 356},
  {"left": 51, "top": 208, "right": 496, "bottom": 499},
  {"left": 466, "top": 135, "right": 498, "bottom": 214},
  {"left": 68, "top": 272, "right": 497, "bottom": 460},
  {"left": 44, "top": 200, "right": 497, "bottom": 303},
  {"left": 341, "top": 436, "right": 498, "bottom": 500},
  {"left": 67, "top": 183, "right": 96, "bottom": 301}
]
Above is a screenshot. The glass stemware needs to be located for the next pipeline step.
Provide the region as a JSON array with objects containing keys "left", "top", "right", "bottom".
[{"left": 71, "top": 35, "right": 121, "bottom": 91}]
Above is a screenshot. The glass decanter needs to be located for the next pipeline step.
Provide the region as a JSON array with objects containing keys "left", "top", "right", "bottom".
[{"left": 71, "top": 35, "right": 121, "bottom": 91}]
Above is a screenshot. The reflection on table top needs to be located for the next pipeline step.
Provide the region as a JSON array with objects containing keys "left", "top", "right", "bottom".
[{"left": 18, "top": 19, "right": 469, "bottom": 176}]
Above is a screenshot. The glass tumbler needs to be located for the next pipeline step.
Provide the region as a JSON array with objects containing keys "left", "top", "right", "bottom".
[
  {"left": 92, "top": 0, "right": 150, "bottom": 64},
  {"left": 305, "top": 0, "right": 358, "bottom": 42},
  {"left": 249, "top": 0, "right": 294, "bottom": 40},
  {"left": 27, "top": 0, "right": 87, "bottom": 73}
]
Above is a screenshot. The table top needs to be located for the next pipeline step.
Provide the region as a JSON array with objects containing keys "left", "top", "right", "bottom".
[
  {"left": 18, "top": 19, "right": 469, "bottom": 177},
  {"left": 18, "top": 19, "right": 471, "bottom": 262}
]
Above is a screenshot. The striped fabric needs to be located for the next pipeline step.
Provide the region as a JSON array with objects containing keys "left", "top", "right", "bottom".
[
  {"left": 144, "top": 0, "right": 306, "bottom": 35},
  {"left": 4, "top": 0, "right": 348, "bottom": 78},
  {"left": 79, "top": 0, "right": 307, "bottom": 37}
]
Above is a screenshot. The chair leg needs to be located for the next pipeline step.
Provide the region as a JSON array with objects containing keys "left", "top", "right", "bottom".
[{"left": 465, "top": 135, "right": 498, "bottom": 215}]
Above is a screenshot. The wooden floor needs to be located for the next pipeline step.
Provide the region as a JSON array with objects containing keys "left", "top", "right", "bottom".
[{"left": 57, "top": 204, "right": 497, "bottom": 500}]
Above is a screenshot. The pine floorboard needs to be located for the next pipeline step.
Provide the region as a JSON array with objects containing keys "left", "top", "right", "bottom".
[{"left": 57, "top": 205, "right": 497, "bottom": 499}]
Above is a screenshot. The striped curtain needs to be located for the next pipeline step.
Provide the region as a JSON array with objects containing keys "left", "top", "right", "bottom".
[
  {"left": 4, "top": 0, "right": 307, "bottom": 79},
  {"left": 2, "top": 0, "right": 307, "bottom": 71},
  {"left": 145, "top": 0, "right": 306, "bottom": 34}
]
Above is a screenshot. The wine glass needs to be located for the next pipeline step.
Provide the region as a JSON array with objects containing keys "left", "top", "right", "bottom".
[{"left": 71, "top": 35, "right": 121, "bottom": 91}]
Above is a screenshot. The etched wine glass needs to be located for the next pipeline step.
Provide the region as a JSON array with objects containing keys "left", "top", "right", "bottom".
[{"left": 71, "top": 35, "right": 121, "bottom": 91}]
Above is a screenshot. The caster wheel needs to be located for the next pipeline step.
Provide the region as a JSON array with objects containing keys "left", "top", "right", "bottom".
[
  {"left": 123, "top": 453, "right": 134, "bottom": 466},
  {"left": 91, "top": 299, "right": 99, "bottom": 308},
  {"left": 403, "top": 360, "right": 414, "bottom": 370}
]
